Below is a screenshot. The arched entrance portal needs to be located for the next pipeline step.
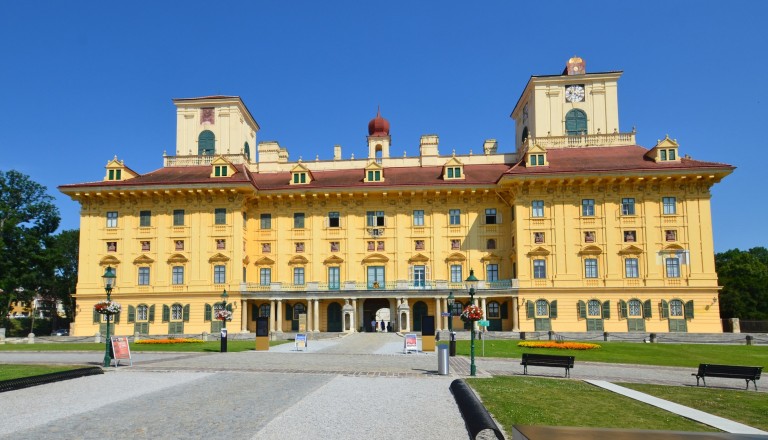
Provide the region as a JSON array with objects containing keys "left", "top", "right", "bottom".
[
  {"left": 412, "top": 301, "right": 428, "bottom": 332},
  {"left": 327, "top": 302, "right": 342, "bottom": 332},
  {"left": 363, "top": 298, "right": 391, "bottom": 332}
]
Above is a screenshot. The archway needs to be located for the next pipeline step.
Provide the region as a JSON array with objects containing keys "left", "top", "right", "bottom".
[
  {"left": 412, "top": 301, "right": 428, "bottom": 332},
  {"left": 363, "top": 298, "right": 390, "bottom": 332}
]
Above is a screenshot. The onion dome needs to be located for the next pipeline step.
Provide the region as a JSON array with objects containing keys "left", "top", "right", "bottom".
[{"left": 368, "top": 107, "right": 390, "bottom": 136}]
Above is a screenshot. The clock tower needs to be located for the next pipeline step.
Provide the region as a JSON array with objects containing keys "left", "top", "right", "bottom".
[{"left": 511, "top": 57, "right": 630, "bottom": 154}]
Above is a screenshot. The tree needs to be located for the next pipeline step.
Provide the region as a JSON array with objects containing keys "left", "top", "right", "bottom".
[
  {"left": 44, "top": 229, "right": 80, "bottom": 327},
  {"left": 0, "top": 170, "right": 61, "bottom": 323},
  {"left": 715, "top": 247, "right": 768, "bottom": 320}
]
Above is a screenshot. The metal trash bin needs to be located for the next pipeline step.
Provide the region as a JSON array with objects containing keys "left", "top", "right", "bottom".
[{"left": 438, "top": 344, "right": 450, "bottom": 375}]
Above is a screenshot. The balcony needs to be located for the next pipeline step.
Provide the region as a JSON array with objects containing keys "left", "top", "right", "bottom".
[
  {"left": 366, "top": 227, "right": 385, "bottom": 237},
  {"left": 163, "top": 153, "right": 249, "bottom": 167},
  {"left": 524, "top": 131, "right": 636, "bottom": 150},
  {"left": 240, "top": 279, "right": 518, "bottom": 295}
]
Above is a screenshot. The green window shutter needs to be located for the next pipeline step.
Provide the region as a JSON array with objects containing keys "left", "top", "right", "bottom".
[
  {"left": 128, "top": 305, "right": 136, "bottom": 323},
  {"left": 660, "top": 300, "right": 669, "bottom": 319},
  {"left": 500, "top": 302, "right": 508, "bottom": 319},
  {"left": 149, "top": 305, "right": 155, "bottom": 323},
  {"left": 93, "top": 308, "right": 100, "bottom": 324},
  {"left": 550, "top": 300, "right": 558, "bottom": 318},
  {"left": 684, "top": 300, "right": 694, "bottom": 319},
  {"left": 162, "top": 305, "right": 170, "bottom": 322},
  {"left": 602, "top": 300, "right": 611, "bottom": 319},
  {"left": 226, "top": 303, "right": 233, "bottom": 313},
  {"left": 577, "top": 300, "right": 586, "bottom": 319},
  {"left": 205, "top": 304, "right": 212, "bottom": 321},
  {"left": 619, "top": 300, "right": 628, "bottom": 319},
  {"left": 643, "top": 299, "right": 652, "bottom": 318},
  {"left": 526, "top": 301, "right": 534, "bottom": 319},
  {"left": 183, "top": 304, "right": 190, "bottom": 322},
  {"left": 114, "top": 311, "right": 121, "bottom": 324},
  {"left": 252, "top": 304, "right": 258, "bottom": 317},
  {"left": 286, "top": 304, "right": 293, "bottom": 320}
]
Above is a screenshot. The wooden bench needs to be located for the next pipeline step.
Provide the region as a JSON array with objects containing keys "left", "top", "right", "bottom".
[
  {"left": 521, "top": 353, "right": 575, "bottom": 377},
  {"left": 692, "top": 364, "right": 762, "bottom": 390}
]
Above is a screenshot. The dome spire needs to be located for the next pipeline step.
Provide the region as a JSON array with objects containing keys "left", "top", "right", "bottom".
[{"left": 368, "top": 107, "right": 390, "bottom": 136}]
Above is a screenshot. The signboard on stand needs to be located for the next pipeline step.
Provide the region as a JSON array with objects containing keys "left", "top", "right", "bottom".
[
  {"left": 298, "top": 314, "right": 307, "bottom": 332},
  {"left": 295, "top": 333, "right": 307, "bottom": 351},
  {"left": 403, "top": 333, "right": 418, "bottom": 353},
  {"left": 110, "top": 336, "right": 132, "bottom": 367}
]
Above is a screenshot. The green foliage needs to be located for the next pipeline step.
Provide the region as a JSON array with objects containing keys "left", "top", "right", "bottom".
[
  {"left": 0, "top": 170, "right": 61, "bottom": 322},
  {"left": 5, "top": 318, "right": 52, "bottom": 337},
  {"left": 0, "top": 364, "right": 84, "bottom": 381},
  {"left": 454, "top": 340, "right": 767, "bottom": 368},
  {"left": 468, "top": 376, "right": 716, "bottom": 432},
  {"left": 715, "top": 247, "right": 768, "bottom": 319},
  {"left": 0, "top": 340, "right": 291, "bottom": 352}
]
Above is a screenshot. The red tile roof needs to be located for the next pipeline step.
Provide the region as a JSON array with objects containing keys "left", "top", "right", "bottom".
[{"left": 504, "top": 145, "right": 733, "bottom": 176}]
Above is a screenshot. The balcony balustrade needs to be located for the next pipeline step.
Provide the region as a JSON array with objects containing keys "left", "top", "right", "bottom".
[{"left": 240, "top": 278, "right": 518, "bottom": 294}]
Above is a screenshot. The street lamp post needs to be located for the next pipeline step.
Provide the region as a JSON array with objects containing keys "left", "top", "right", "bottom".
[
  {"left": 220, "top": 289, "right": 229, "bottom": 353},
  {"left": 101, "top": 266, "right": 116, "bottom": 368},
  {"left": 447, "top": 291, "right": 455, "bottom": 356},
  {"left": 465, "top": 269, "right": 479, "bottom": 376}
]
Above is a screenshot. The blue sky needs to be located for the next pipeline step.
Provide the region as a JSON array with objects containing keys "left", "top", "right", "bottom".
[{"left": 1, "top": 1, "right": 765, "bottom": 252}]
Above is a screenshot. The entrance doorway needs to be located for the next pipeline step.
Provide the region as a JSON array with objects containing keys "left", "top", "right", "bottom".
[
  {"left": 363, "top": 298, "right": 390, "bottom": 332},
  {"left": 412, "top": 301, "right": 428, "bottom": 332},
  {"left": 327, "top": 302, "right": 342, "bottom": 332}
]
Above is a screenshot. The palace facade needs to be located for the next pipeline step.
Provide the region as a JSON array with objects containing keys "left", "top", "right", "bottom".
[{"left": 60, "top": 57, "right": 733, "bottom": 337}]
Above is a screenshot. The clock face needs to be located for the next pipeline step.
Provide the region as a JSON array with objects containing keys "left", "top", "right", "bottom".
[{"left": 565, "top": 85, "right": 585, "bottom": 103}]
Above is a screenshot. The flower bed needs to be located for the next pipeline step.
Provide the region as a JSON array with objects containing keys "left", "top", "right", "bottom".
[
  {"left": 135, "top": 338, "right": 204, "bottom": 345},
  {"left": 518, "top": 341, "right": 601, "bottom": 350}
]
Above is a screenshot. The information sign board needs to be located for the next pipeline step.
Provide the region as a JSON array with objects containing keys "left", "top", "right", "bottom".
[
  {"left": 403, "top": 333, "right": 418, "bottom": 353},
  {"left": 295, "top": 333, "right": 307, "bottom": 351},
  {"left": 298, "top": 314, "right": 307, "bottom": 332},
  {"left": 478, "top": 319, "right": 490, "bottom": 327},
  {"left": 110, "top": 336, "right": 132, "bottom": 367},
  {"left": 440, "top": 312, "right": 451, "bottom": 317}
]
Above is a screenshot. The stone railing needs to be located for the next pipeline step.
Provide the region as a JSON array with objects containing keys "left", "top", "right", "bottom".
[
  {"left": 527, "top": 131, "right": 636, "bottom": 150},
  {"left": 163, "top": 153, "right": 250, "bottom": 167},
  {"left": 240, "top": 279, "right": 518, "bottom": 294}
]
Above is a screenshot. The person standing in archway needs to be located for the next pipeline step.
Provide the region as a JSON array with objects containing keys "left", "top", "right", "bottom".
[
  {"left": 371, "top": 318, "right": 377, "bottom": 332},
  {"left": 380, "top": 320, "right": 385, "bottom": 332}
]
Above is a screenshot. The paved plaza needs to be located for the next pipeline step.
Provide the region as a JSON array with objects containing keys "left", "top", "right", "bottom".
[{"left": 0, "top": 333, "right": 765, "bottom": 439}]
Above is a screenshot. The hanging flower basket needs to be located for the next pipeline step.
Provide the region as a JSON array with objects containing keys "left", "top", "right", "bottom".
[
  {"left": 94, "top": 300, "right": 122, "bottom": 315},
  {"left": 214, "top": 309, "right": 232, "bottom": 321},
  {"left": 460, "top": 304, "right": 484, "bottom": 322}
]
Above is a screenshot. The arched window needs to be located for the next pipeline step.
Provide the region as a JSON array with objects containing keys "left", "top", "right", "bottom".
[
  {"left": 535, "top": 299, "right": 549, "bottom": 317},
  {"left": 293, "top": 303, "right": 306, "bottom": 320},
  {"left": 521, "top": 126, "right": 529, "bottom": 143},
  {"left": 587, "top": 300, "right": 601, "bottom": 317},
  {"left": 244, "top": 141, "right": 251, "bottom": 161},
  {"left": 137, "top": 304, "right": 148, "bottom": 321},
  {"left": 628, "top": 299, "right": 642, "bottom": 317},
  {"left": 669, "top": 299, "right": 684, "bottom": 317},
  {"left": 565, "top": 109, "right": 587, "bottom": 135},
  {"left": 259, "top": 303, "right": 270, "bottom": 317},
  {"left": 171, "top": 303, "right": 183, "bottom": 320},
  {"left": 451, "top": 301, "right": 464, "bottom": 316},
  {"left": 198, "top": 130, "right": 215, "bottom": 155}
]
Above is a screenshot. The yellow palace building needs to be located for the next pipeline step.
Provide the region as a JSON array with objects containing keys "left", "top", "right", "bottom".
[{"left": 60, "top": 57, "right": 733, "bottom": 337}]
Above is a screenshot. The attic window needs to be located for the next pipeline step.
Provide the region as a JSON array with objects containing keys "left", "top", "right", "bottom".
[
  {"left": 108, "top": 169, "right": 122, "bottom": 181},
  {"left": 529, "top": 154, "right": 545, "bottom": 166},
  {"left": 446, "top": 166, "right": 462, "bottom": 179},
  {"left": 659, "top": 148, "right": 677, "bottom": 161},
  {"left": 292, "top": 172, "right": 308, "bottom": 184},
  {"left": 214, "top": 165, "right": 228, "bottom": 177},
  {"left": 366, "top": 170, "right": 382, "bottom": 182}
]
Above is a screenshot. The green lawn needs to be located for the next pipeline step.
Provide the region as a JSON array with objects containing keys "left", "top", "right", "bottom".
[
  {"left": 0, "top": 364, "right": 84, "bottom": 381},
  {"left": 0, "top": 340, "right": 289, "bottom": 353},
  {"left": 467, "top": 376, "right": 717, "bottom": 432},
  {"left": 619, "top": 383, "right": 768, "bottom": 431},
  {"left": 453, "top": 340, "right": 767, "bottom": 368}
]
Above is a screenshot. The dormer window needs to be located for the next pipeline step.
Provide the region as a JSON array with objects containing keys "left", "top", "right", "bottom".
[
  {"left": 103, "top": 157, "right": 138, "bottom": 182},
  {"left": 647, "top": 136, "right": 681, "bottom": 163},
  {"left": 293, "top": 172, "right": 307, "bottom": 184},
  {"left": 214, "top": 165, "right": 228, "bottom": 177},
  {"left": 364, "top": 162, "right": 384, "bottom": 183},
  {"left": 290, "top": 163, "right": 312, "bottom": 185},
  {"left": 210, "top": 157, "right": 236, "bottom": 178},
  {"left": 659, "top": 148, "right": 677, "bottom": 161},
  {"left": 524, "top": 144, "right": 548, "bottom": 167},
  {"left": 442, "top": 158, "right": 464, "bottom": 180},
  {"left": 108, "top": 169, "right": 122, "bottom": 181}
]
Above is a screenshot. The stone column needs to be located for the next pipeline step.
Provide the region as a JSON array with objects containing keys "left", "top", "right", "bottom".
[
  {"left": 270, "top": 300, "right": 276, "bottom": 332},
  {"left": 313, "top": 299, "right": 320, "bottom": 332},
  {"left": 306, "top": 299, "right": 313, "bottom": 332},
  {"left": 351, "top": 299, "right": 357, "bottom": 333},
  {"left": 479, "top": 297, "right": 487, "bottom": 332},
  {"left": 277, "top": 299, "right": 283, "bottom": 333},
  {"left": 241, "top": 300, "right": 248, "bottom": 332},
  {"left": 512, "top": 297, "right": 520, "bottom": 331},
  {"left": 435, "top": 297, "right": 442, "bottom": 331}
]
